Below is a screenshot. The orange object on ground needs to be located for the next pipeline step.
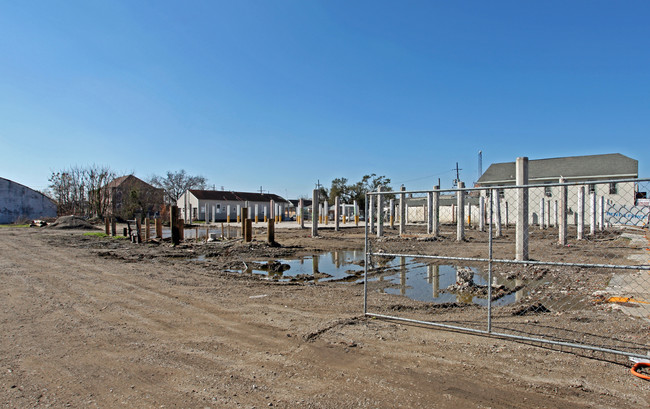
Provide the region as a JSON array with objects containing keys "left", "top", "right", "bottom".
[{"left": 631, "top": 362, "right": 650, "bottom": 381}]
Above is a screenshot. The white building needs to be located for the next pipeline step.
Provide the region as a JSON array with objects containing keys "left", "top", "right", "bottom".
[
  {"left": 475, "top": 153, "right": 640, "bottom": 226},
  {"left": 177, "top": 190, "right": 290, "bottom": 222}
]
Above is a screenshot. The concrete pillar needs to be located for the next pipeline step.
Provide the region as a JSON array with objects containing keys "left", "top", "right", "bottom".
[
  {"left": 539, "top": 198, "right": 545, "bottom": 229},
  {"left": 456, "top": 182, "right": 465, "bottom": 241},
  {"left": 236, "top": 205, "right": 241, "bottom": 223},
  {"left": 516, "top": 157, "right": 529, "bottom": 261},
  {"left": 299, "top": 199, "right": 305, "bottom": 228},
  {"left": 335, "top": 196, "right": 340, "bottom": 232},
  {"left": 354, "top": 200, "right": 359, "bottom": 226},
  {"left": 559, "top": 177, "right": 568, "bottom": 246},
  {"left": 399, "top": 185, "right": 406, "bottom": 236},
  {"left": 590, "top": 191, "right": 596, "bottom": 235},
  {"left": 432, "top": 186, "right": 440, "bottom": 236},
  {"left": 427, "top": 191, "right": 433, "bottom": 234},
  {"left": 312, "top": 189, "right": 319, "bottom": 237},
  {"left": 368, "top": 194, "right": 374, "bottom": 234},
  {"left": 479, "top": 195, "right": 485, "bottom": 231},
  {"left": 494, "top": 191, "right": 502, "bottom": 237},
  {"left": 376, "top": 187, "right": 383, "bottom": 237},
  {"left": 390, "top": 198, "right": 395, "bottom": 229},
  {"left": 226, "top": 205, "right": 231, "bottom": 223},
  {"left": 323, "top": 201, "right": 328, "bottom": 225},
  {"left": 546, "top": 200, "right": 551, "bottom": 228},
  {"left": 255, "top": 204, "right": 259, "bottom": 223},
  {"left": 598, "top": 196, "right": 605, "bottom": 231},
  {"left": 577, "top": 186, "right": 585, "bottom": 240},
  {"left": 263, "top": 205, "right": 268, "bottom": 223},
  {"left": 554, "top": 200, "right": 558, "bottom": 227},
  {"left": 504, "top": 202, "right": 509, "bottom": 229}
]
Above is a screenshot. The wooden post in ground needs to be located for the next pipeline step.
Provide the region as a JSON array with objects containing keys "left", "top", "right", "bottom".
[
  {"left": 171, "top": 205, "right": 180, "bottom": 245},
  {"left": 267, "top": 219, "right": 275, "bottom": 243},
  {"left": 145, "top": 217, "right": 150, "bottom": 242},
  {"left": 178, "top": 219, "right": 184, "bottom": 241},
  {"left": 111, "top": 217, "right": 116, "bottom": 236},
  {"left": 245, "top": 219, "right": 252, "bottom": 242},
  {"left": 155, "top": 218, "right": 162, "bottom": 238},
  {"left": 241, "top": 208, "right": 248, "bottom": 238},
  {"left": 195, "top": 226, "right": 199, "bottom": 241},
  {"left": 105, "top": 217, "right": 110, "bottom": 235},
  {"left": 220, "top": 223, "right": 224, "bottom": 239},
  {"left": 136, "top": 218, "right": 142, "bottom": 243}
]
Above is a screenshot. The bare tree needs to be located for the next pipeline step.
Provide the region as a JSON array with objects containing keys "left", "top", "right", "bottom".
[
  {"left": 48, "top": 164, "right": 116, "bottom": 217},
  {"left": 149, "top": 170, "right": 207, "bottom": 203}
]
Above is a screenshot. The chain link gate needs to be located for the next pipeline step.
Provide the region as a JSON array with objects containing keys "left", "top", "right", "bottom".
[{"left": 363, "top": 178, "right": 650, "bottom": 360}]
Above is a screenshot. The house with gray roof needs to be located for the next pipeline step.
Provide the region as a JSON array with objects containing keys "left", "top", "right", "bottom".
[{"left": 475, "top": 153, "right": 640, "bottom": 226}]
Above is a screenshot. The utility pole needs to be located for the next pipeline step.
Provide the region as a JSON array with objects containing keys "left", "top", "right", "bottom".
[{"left": 452, "top": 163, "right": 462, "bottom": 187}]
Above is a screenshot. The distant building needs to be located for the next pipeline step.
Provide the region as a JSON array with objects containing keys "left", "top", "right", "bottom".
[
  {"left": 475, "top": 153, "right": 640, "bottom": 225},
  {"left": 177, "top": 190, "right": 290, "bottom": 222},
  {"left": 105, "top": 175, "right": 164, "bottom": 219},
  {"left": 0, "top": 177, "right": 57, "bottom": 223}
]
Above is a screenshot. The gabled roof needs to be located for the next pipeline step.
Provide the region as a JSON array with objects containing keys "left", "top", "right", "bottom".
[
  {"left": 105, "top": 175, "right": 159, "bottom": 191},
  {"left": 188, "top": 190, "right": 289, "bottom": 203},
  {"left": 477, "top": 153, "right": 638, "bottom": 185}
]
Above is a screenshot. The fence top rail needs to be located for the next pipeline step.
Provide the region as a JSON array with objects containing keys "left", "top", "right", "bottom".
[
  {"left": 367, "top": 251, "right": 650, "bottom": 270},
  {"left": 366, "top": 177, "right": 650, "bottom": 196}
]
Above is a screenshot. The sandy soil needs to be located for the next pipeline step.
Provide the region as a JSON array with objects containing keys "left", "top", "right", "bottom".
[{"left": 0, "top": 225, "right": 648, "bottom": 408}]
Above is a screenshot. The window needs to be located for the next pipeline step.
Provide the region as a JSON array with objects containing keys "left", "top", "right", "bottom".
[{"left": 609, "top": 183, "right": 617, "bottom": 195}]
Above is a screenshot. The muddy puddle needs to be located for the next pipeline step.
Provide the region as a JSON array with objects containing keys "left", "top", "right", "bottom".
[{"left": 233, "top": 251, "right": 544, "bottom": 306}]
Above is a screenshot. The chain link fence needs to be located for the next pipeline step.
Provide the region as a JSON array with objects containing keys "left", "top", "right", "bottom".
[{"left": 364, "top": 178, "right": 650, "bottom": 361}]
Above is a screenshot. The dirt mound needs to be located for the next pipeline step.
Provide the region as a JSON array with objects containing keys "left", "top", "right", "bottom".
[{"left": 48, "top": 215, "right": 98, "bottom": 230}]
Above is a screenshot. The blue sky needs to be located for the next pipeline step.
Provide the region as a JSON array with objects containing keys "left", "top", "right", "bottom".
[{"left": 1, "top": 1, "right": 647, "bottom": 197}]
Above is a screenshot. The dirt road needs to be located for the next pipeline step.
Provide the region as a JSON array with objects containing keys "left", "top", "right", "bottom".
[{"left": 0, "top": 227, "right": 647, "bottom": 408}]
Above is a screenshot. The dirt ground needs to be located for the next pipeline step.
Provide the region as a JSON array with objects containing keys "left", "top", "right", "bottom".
[{"left": 0, "top": 225, "right": 649, "bottom": 408}]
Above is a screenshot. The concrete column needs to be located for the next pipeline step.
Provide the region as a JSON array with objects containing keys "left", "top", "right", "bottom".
[
  {"left": 554, "top": 200, "right": 558, "bottom": 227},
  {"left": 505, "top": 202, "right": 509, "bottom": 229},
  {"left": 432, "top": 186, "right": 440, "bottom": 236},
  {"left": 516, "top": 157, "right": 529, "bottom": 261},
  {"left": 376, "top": 187, "right": 383, "bottom": 237},
  {"left": 539, "top": 198, "right": 545, "bottom": 229},
  {"left": 577, "top": 186, "right": 585, "bottom": 240},
  {"left": 312, "top": 189, "right": 319, "bottom": 237},
  {"left": 368, "top": 194, "right": 374, "bottom": 234},
  {"left": 590, "top": 191, "right": 596, "bottom": 235},
  {"left": 494, "top": 191, "right": 502, "bottom": 237},
  {"left": 389, "top": 198, "right": 395, "bottom": 229},
  {"left": 236, "top": 205, "right": 241, "bottom": 223},
  {"left": 559, "top": 177, "right": 568, "bottom": 246},
  {"left": 546, "top": 200, "right": 551, "bottom": 228},
  {"left": 427, "top": 191, "right": 433, "bottom": 234},
  {"left": 226, "top": 205, "right": 231, "bottom": 223},
  {"left": 598, "top": 196, "right": 605, "bottom": 231},
  {"left": 299, "top": 199, "right": 305, "bottom": 228},
  {"left": 479, "top": 195, "right": 485, "bottom": 231},
  {"left": 323, "top": 201, "right": 328, "bottom": 225},
  {"left": 354, "top": 201, "right": 359, "bottom": 226},
  {"left": 456, "top": 182, "right": 465, "bottom": 241},
  {"left": 399, "top": 185, "right": 406, "bottom": 236},
  {"left": 335, "top": 196, "right": 340, "bottom": 232}
]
